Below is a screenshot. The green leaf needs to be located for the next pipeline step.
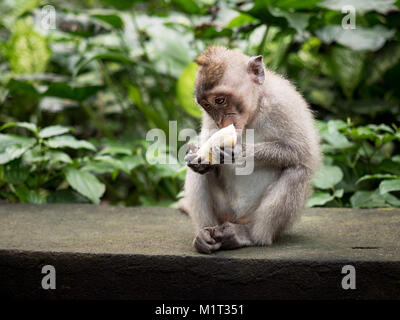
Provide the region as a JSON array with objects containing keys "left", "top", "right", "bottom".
[
  {"left": 313, "top": 165, "right": 343, "bottom": 189},
  {"left": 39, "top": 125, "right": 70, "bottom": 139},
  {"left": 366, "top": 43, "right": 400, "bottom": 85},
  {"left": 328, "top": 120, "right": 348, "bottom": 131},
  {"left": 43, "top": 83, "right": 104, "bottom": 102},
  {"left": 7, "top": 17, "right": 50, "bottom": 74},
  {"left": 334, "top": 188, "right": 344, "bottom": 198},
  {"left": 318, "top": 121, "right": 353, "bottom": 149},
  {"left": 73, "top": 52, "right": 133, "bottom": 77},
  {"left": 250, "top": 0, "right": 321, "bottom": 11},
  {"left": 171, "top": 0, "right": 207, "bottom": 14},
  {"left": 378, "top": 159, "right": 400, "bottom": 175},
  {"left": 368, "top": 124, "right": 395, "bottom": 134},
  {"left": 47, "top": 151, "right": 72, "bottom": 164},
  {"left": 357, "top": 174, "right": 400, "bottom": 184},
  {"left": 350, "top": 190, "right": 388, "bottom": 208},
  {"left": 269, "top": 7, "right": 311, "bottom": 35},
  {"left": 0, "top": 145, "right": 31, "bottom": 164},
  {"left": 351, "top": 126, "right": 376, "bottom": 140},
  {"left": 26, "top": 190, "right": 46, "bottom": 204},
  {"left": 0, "top": 133, "right": 36, "bottom": 152},
  {"left": 10, "top": 0, "right": 40, "bottom": 18},
  {"left": 328, "top": 46, "right": 366, "bottom": 98},
  {"left": 273, "top": 0, "right": 321, "bottom": 9},
  {"left": 120, "top": 155, "right": 145, "bottom": 171},
  {"left": 99, "top": 145, "right": 132, "bottom": 156},
  {"left": 4, "top": 159, "right": 29, "bottom": 184},
  {"left": 306, "top": 191, "right": 334, "bottom": 207},
  {"left": 128, "top": 85, "right": 168, "bottom": 132},
  {"left": 176, "top": 62, "right": 202, "bottom": 118},
  {"left": 99, "top": 0, "right": 138, "bottom": 10},
  {"left": 382, "top": 193, "right": 400, "bottom": 207},
  {"left": 81, "top": 161, "right": 114, "bottom": 175},
  {"left": 91, "top": 14, "right": 124, "bottom": 29},
  {"left": 94, "top": 155, "right": 130, "bottom": 174},
  {"left": 47, "top": 190, "right": 90, "bottom": 204},
  {"left": 0, "top": 122, "right": 38, "bottom": 134},
  {"left": 0, "top": 133, "right": 36, "bottom": 164},
  {"left": 228, "top": 13, "right": 258, "bottom": 28},
  {"left": 65, "top": 168, "right": 105, "bottom": 204},
  {"left": 317, "top": 25, "right": 395, "bottom": 51},
  {"left": 194, "top": 25, "right": 233, "bottom": 39},
  {"left": 151, "top": 161, "right": 185, "bottom": 180},
  {"left": 47, "top": 135, "right": 96, "bottom": 151},
  {"left": 379, "top": 179, "right": 400, "bottom": 194},
  {"left": 15, "top": 188, "right": 46, "bottom": 204},
  {"left": 309, "top": 89, "right": 335, "bottom": 109},
  {"left": 319, "top": 0, "right": 397, "bottom": 14}
]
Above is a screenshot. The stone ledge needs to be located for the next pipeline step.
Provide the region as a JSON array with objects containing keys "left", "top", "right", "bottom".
[{"left": 0, "top": 204, "right": 400, "bottom": 299}]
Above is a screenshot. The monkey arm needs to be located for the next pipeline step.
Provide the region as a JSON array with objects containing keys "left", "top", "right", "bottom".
[{"left": 243, "top": 140, "right": 311, "bottom": 168}]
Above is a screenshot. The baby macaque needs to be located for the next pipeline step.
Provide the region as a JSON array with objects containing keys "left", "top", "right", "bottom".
[{"left": 179, "top": 46, "right": 321, "bottom": 254}]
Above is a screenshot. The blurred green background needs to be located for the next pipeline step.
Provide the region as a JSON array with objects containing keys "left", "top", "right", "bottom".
[{"left": 0, "top": 0, "right": 399, "bottom": 208}]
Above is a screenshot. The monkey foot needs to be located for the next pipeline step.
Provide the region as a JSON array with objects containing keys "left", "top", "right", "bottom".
[
  {"left": 193, "top": 227, "right": 222, "bottom": 254},
  {"left": 194, "top": 222, "right": 252, "bottom": 254}
]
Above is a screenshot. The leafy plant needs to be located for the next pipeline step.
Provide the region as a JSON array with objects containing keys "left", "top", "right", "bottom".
[
  {"left": 0, "top": 0, "right": 399, "bottom": 208},
  {"left": 308, "top": 120, "right": 400, "bottom": 207},
  {"left": 0, "top": 122, "right": 103, "bottom": 203},
  {"left": 0, "top": 122, "right": 186, "bottom": 205}
]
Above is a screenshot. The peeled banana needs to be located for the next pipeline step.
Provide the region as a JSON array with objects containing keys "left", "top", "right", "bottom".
[{"left": 197, "top": 124, "right": 237, "bottom": 164}]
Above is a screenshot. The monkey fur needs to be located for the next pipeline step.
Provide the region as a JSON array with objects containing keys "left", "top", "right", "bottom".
[{"left": 179, "top": 46, "right": 321, "bottom": 254}]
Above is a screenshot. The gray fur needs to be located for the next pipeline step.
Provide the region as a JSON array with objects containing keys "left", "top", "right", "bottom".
[{"left": 180, "top": 47, "right": 321, "bottom": 254}]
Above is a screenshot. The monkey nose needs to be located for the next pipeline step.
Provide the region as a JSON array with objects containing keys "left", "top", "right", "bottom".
[{"left": 218, "top": 120, "right": 233, "bottom": 129}]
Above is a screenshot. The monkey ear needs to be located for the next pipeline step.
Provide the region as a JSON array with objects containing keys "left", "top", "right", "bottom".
[{"left": 247, "top": 55, "right": 265, "bottom": 85}]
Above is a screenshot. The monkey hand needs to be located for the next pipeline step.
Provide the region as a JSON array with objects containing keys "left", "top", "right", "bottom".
[
  {"left": 193, "top": 227, "right": 222, "bottom": 254},
  {"left": 184, "top": 142, "right": 214, "bottom": 174},
  {"left": 211, "top": 145, "right": 240, "bottom": 164}
]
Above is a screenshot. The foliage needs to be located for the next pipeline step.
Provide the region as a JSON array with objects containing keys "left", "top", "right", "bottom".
[
  {"left": 308, "top": 120, "right": 400, "bottom": 208},
  {"left": 0, "top": 122, "right": 184, "bottom": 205},
  {"left": 0, "top": 0, "right": 399, "bottom": 207}
]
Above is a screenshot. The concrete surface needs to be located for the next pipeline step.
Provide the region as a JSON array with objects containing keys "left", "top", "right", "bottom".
[{"left": 0, "top": 204, "right": 399, "bottom": 299}]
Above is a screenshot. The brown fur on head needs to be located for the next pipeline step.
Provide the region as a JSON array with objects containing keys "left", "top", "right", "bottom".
[
  {"left": 194, "top": 46, "right": 227, "bottom": 95},
  {"left": 194, "top": 46, "right": 265, "bottom": 130}
]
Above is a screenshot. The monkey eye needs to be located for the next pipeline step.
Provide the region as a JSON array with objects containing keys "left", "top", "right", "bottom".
[
  {"left": 203, "top": 103, "right": 211, "bottom": 109},
  {"left": 215, "top": 97, "right": 225, "bottom": 104}
]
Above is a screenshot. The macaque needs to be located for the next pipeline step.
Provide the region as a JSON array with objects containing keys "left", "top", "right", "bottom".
[{"left": 179, "top": 46, "right": 321, "bottom": 254}]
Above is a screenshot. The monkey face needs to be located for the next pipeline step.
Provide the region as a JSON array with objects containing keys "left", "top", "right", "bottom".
[
  {"left": 194, "top": 46, "right": 265, "bottom": 130},
  {"left": 197, "top": 91, "right": 248, "bottom": 130}
]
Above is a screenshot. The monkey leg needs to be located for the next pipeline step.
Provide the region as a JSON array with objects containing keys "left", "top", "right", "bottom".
[
  {"left": 183, "top": 169, "right": 223, "bottom": 253},
  {"left": 184, "top": 170, "right": 219, "bottom": 228},
  {"left": 249, "top": 165, "right": 311, "bottom": 245}
]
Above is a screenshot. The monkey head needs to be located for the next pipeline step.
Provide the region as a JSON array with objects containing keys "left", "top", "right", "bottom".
[{"left": 194, "top": 46, "right": 265, "bottom": 130}]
